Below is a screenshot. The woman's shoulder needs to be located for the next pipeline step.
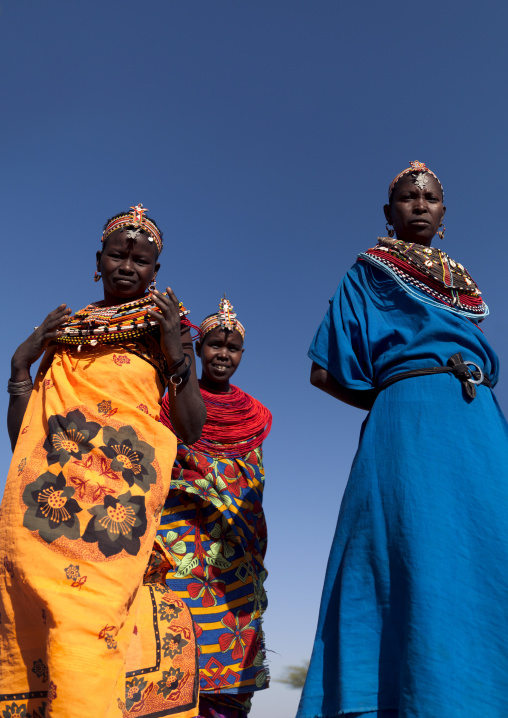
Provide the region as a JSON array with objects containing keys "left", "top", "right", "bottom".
[{"left": 329, "top": 252, "right": 398, "bottom": 306}]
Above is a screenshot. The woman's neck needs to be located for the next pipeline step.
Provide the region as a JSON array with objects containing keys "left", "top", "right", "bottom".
[{"left": 199, "top": 376, "right": 232, "bottom": 394}]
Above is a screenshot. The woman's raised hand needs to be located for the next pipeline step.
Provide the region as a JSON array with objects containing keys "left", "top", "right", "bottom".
[
  {"left": 147, "top": 288, "right": 185, "bottom": 364},
  {"left": 11, "top": 304, "right": 71, "bottom": 380}
]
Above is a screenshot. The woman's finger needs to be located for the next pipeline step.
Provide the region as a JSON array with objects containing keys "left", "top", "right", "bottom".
[
  {"left": 40, "top": 305, "right": 71, "bottom": 329},
  {"left": 150, "top": 292, "right": 170, "bottom": 309},
  {"left": 165, "top": 287, "right": 180, "bottom": 305}
]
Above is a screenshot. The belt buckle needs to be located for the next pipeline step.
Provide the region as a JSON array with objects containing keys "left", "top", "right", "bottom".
[{"left": 463, "top": 360, "right": 484, "bottom": 385}]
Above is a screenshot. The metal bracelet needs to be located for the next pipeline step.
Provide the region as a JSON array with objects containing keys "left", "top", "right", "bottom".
[{"left": 7, "top": 378, "right": 33, "bottom": 395}]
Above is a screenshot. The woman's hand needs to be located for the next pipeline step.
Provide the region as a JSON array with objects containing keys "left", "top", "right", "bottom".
[
  {"left": 8, "top": 303, "right": 71, "bottom": 451},
  {"left": 146, "top": 288, "right": 185, "bottom": 366},
  {"left": 11, "top": 304, "right": 71, "bottom": 381},
  {"left": 147, "top": 289, "right": 206, "bottom": 445}
]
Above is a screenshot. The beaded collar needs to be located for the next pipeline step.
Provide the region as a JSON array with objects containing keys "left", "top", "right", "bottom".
[
  {"left": 160, "top": 383, "right": 272, "bottom": 457},
  {"left": 55, "top": 294, "right": 193, "bottom": 347},
  {"left": 359, "top": 237, "right": 489, "bottom": 321}
]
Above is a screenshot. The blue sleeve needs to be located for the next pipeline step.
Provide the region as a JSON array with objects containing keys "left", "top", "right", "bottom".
[{"left": 308, "top": 262, "right": 375, "bottom": 390}]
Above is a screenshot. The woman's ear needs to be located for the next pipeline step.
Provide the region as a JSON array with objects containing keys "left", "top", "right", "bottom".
[
  {"left": 383, "top": 204, "right": 391, "bottom": 224},
  {"left": 195, "top": 340, "right": 202, "bottom": 358},
  {"left": 96, "top": 250, "right": 102, "bottom": 269}
]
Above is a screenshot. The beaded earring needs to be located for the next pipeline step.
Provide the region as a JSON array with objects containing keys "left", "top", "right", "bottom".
[
  {"left": 386, "top": 222, "right": 395, "bottom": 238},
  {"left": 437, "top": 224, "right": 446, "bottom": 240},
  {"left": 94, "top": 270, "right": 101, "bottom": 283},
  {"left": 149, "top": 278, "right": 157, "bottom": 292}
]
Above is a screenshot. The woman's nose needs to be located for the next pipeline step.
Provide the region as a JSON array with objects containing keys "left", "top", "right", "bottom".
[
  {"left": 413, "top": 199, "right": 427, "bottom": 214},
  {"left": 119, "top": 259, "right": 134, "bottom": 273}
]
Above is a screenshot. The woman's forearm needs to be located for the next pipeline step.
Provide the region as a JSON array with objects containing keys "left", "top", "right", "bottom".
[
  {"left": 165, "top": 345, "right": 206, "bottom": 444},
  {"left": 7, "top": 360, "right": 33, "bottom": 451},
  {"left": 310, "top": 362, "right": 376, "bottom": 411}
]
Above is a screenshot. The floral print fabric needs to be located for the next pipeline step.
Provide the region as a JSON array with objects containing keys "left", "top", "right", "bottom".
[
  {"left": 0, "top": 341, "right": 198, "bottom": 718},
  {"left": 157, "top": 442, "right": 269, "bottom": 699}
]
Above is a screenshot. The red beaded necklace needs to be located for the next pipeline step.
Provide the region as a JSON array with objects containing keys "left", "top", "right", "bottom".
[{"left": 161, "top": 383, "right": 272, "bottom": 458}]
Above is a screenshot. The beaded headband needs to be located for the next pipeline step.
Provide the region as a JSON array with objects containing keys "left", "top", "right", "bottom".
[
  {"left": 102, "top": 204, "right": 163, "bottom": 254},
  {"left": 388, "top": 161, "right": 444, "bottom": 201},
  {"left": 200, "top": 296, "right": 246, "bottom": 340}
]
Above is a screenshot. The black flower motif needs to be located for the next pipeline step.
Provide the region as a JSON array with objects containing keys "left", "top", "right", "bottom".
[
  {"left": 64, "top": 564, "right": 80, "bottom": 581},
  {"left": 156, "top": 667, "right": 185, "bottom": 700},
  {"left": 97, "top": 400, "right": 112, "bottom": 414},
  {"left": 44, "top": 409, "right": 100, "bottom": 467},
  {"left": 105, "top": 633, "right": 117, "bottom": 650},
  {"left": 158, "top": 597, "right": 183, "bottom": 623},
  {"left": 32, "top": 658, "right": 48, "bottom": 683},
  {"left": 2, "top": 704, "right": 28, "bottom": 718},
  {"left": 100, "top": 425, "right": 156, "bottom": 492},
  {"left": 161, "top": 630, "right": 189, "bottom": 659},
  {"left": 22, "top": 471, "right": 82, "bottom": 543},
  {"left": 125, "top": 677, "right": 148, "bottom": 711},
  {"left": 82, "top": 491, "right": 147, "bottom": 558}
]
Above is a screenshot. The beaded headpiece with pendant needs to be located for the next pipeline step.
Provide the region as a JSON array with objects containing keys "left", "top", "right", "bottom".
[
  {"left": 200, "top": 296, "right": 246, "bottom": 340},
  {"left": 388, "top": 161, "right": 444, "bottom": 201},
  {"left": 102, "top": 203, "right": 163, "bottom": 254}
]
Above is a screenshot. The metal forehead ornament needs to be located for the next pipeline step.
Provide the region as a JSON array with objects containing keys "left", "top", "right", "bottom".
[{"left": 412, "top": 172, "right": 429, "bottom": 190}]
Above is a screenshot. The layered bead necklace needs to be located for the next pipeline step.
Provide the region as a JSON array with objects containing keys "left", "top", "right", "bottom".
[
  {"left": 360, "top": 238, "right": 488, "bottom": 321},
  {"left": 161, "top": 383, "right": 272, "bottom": 457},
  {"left": 55, "top": 294, "right": 196, "bottom": 347}
]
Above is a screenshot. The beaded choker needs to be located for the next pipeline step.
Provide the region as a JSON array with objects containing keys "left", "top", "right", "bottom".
[
  {"left": 55, "top": 294, "right": 196, "bottom": 347},
  {"left": 160, "top": 383, "right": 272, "bottom": 457},
  {"left": 359, "top": 238, "right": 488, "bottom": 321}
]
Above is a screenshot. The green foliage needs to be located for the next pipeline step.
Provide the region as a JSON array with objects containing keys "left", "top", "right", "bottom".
[{"left": 276, "top": 660, "right": 309, "bottom": 689}]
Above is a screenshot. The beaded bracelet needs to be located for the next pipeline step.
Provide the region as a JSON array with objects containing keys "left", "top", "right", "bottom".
[
  {"left": 168, "top": 353, "right": 193, "bottom": 396},
  {"left": 7, "top": 378, "right": 33, "bottom": 395}
]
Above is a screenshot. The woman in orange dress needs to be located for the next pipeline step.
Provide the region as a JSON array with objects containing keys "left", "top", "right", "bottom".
[{"left": 0, "top": 204, "right": 205, "bottom": 718}]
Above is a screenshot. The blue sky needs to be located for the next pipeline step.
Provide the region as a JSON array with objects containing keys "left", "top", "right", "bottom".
[{"left": 2, "top": 2, "right": 508, "bottom": 716}]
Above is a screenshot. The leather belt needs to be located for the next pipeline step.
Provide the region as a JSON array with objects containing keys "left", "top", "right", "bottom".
[{"left": 379, "top": 353, "right": 491, "bottom": 400}]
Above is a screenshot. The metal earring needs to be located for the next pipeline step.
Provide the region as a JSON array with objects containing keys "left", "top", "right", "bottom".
[
  {"left": 149, "top": 278, "right": 157, "bottom": 292},
  {"left": 386, "top": 222, "right": 395, "bottom": 238},
  {"left": 437, "top": 224, "right": 446, "bottom": 240},
  {"left": 94, "top": 270, "right": 101, "bottom": 282}
]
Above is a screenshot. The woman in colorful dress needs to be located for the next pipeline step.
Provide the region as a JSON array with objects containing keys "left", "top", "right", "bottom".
[
  {"left": 297, "top": 162, "right": 508, "bottom": 718},
  {"left": 158, "top": 297, "right": 272, "bottom": 718},
  {"left": 0, "top": 204, "right": 206, "bottom": 718}
]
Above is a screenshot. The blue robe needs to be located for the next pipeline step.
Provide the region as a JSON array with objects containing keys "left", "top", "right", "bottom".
[{"left": 297, "top": 259, "right": 508, "bottom": 718}]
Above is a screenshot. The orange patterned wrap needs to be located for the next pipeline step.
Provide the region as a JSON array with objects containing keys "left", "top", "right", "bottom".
[{"left": 0, "top": 339, "right": 198, "bottom": 717}]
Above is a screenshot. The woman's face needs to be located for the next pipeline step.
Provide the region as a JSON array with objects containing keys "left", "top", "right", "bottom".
[
  {"left": 97, "top": 229, "right": 159, "bottom": 305},
  {"left": 384, "top": 174, "right": 446, "bottom": 247},
  {"left": 197, "top": 327, "right": 244, "bottom": 391}
]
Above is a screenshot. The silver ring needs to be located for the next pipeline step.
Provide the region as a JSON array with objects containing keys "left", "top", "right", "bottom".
[{"left": 464, "top": 360, "right": 484, "bottom": 385}]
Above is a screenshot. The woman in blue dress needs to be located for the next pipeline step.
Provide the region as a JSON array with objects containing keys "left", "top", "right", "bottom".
[{"left": 297, "top": 161, "right": 508, "bottom": 718}]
